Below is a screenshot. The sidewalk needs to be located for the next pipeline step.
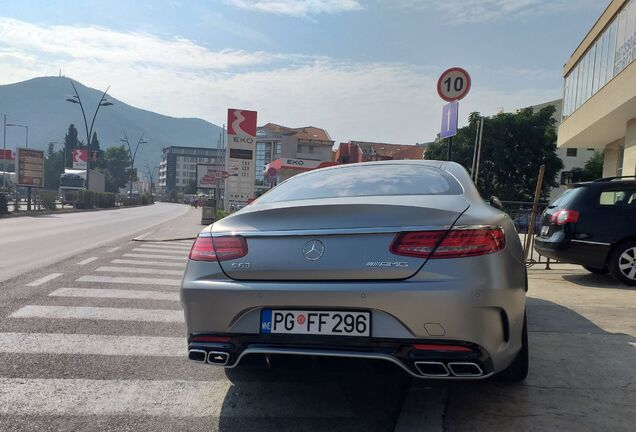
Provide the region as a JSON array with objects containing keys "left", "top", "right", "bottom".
[{"left": 133, "top": 206, "right": 205, "bottom": 242}]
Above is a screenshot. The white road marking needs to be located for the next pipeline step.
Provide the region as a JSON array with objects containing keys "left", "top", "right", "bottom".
[
  {"left": 26, "top": 273, "right": 63, "bottom": 287},
  {"left": 95, "top": 266, "right": 184, "bottom": 276},
  {"left": 0, "top": 378, "right": 351, "bottom": 417},
  {"left": 77, "top": 275, "right": 181, "bottom": 286},
  {"left": 111, "top": 259, "right": 186, "bottom": 268},
  {"left": 0, "top": 332, "right": 182, "bottom": 356},
  {"left": 76, "top": 257, "right": 98, "bottom": 266},
  {"left": 106, "top": 246, "right": 121, "bottom": 253},
  {"left": 133, "top": 247, "right": 187, "bottom": 255},
  {"left": 49, "top": 287, "right": 179, "bottom": 302},
  {"left": 123, "top": 253, "right": 186, "bottom": 261},
  {"left": 138, "top": 243, "right": 192, "bottom": 251},
  {"left": 133, "top": 231, "right": 153, "bottom": 240},
  {"left": 10, "top": 305, "right": 184, "bottom": 322}
]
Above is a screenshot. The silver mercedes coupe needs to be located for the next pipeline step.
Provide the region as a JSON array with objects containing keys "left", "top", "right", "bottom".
[{"left": 181, "top": 160, "right": 528, "bottom": 381}]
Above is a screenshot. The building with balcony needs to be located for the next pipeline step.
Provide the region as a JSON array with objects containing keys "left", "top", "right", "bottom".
[
  {"left": 259, "top": 123, "right": 335, "bottom": 191},
  {"left": 158, "top": 146, "right": 222, "bottom": 193},
  {"left": 558, "top": 0, "right": 636, "bottom": 178}
]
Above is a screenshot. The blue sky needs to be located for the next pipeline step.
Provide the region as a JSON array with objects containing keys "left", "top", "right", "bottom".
[{"left": 0, "top": 0, "right": 609, "bottom": 145}]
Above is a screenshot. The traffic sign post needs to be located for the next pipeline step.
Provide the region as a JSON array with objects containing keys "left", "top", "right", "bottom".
[
  {"left": 437, "top": 67, "right": 471, "bottom": 161},
  {"left": 16, "top": 148, "right": 44, "bottom": 212}
]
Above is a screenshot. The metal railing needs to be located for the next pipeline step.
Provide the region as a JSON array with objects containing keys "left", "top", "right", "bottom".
[{"left": 501, "top": 200, "right": 555, "bottom": 269}]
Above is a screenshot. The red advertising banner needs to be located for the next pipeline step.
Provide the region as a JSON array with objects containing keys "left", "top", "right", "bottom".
[
  {"left": 227, "top": 109, "right": 257, "bottom": 136},
  {"left": 16, "top": 148, "right": 44, "bottom": 188},
  {"left": 0, "top": 149, "right": 15, "bottom": 160},
  {"left": 72, "top": 149, "right": 88, "bottom": 169}
]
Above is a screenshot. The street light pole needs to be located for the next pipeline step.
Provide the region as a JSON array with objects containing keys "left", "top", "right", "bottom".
[
  {"left": 66, "top": 80, "right": 112, "bottom": 198},
  {"left": 120, "top": 131, "right": 147, "bottom": 198}
]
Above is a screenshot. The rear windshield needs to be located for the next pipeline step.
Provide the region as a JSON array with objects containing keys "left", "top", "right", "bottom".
[
  {"left": 549, "top": 187, "right": 586, "bottom": 208},
  {"left": 256, "top": 164, "right": 463, "bottom": 204}
]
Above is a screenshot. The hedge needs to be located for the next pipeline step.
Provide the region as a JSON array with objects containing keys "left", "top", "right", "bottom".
[{"left": 0, "top": 193, "right": 7, "bottom": 214}]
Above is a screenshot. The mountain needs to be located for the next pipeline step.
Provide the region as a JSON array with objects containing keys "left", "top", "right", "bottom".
[{"left": 0, "top": 76, "right": 222, "bottom": 174}]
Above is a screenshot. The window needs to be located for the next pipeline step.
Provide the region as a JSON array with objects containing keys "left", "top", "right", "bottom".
[
  {"left": 599, "top": 189, "right": 636, "bottom": 206},
  {"left": 566, "top": 148, "right": 578, "bottom": 157},
  {"left": 256, "top": 164, "right": 462, "bottom": 204}
]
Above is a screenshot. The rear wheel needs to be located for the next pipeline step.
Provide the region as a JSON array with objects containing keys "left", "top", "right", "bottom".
[
  {"left": 608, "top": 242, "right": 636, "bottom": 286},
  {"left": 583, "top": 265, "right": 609, "bottom": 275},
  {"left": 496, "top": 312, "right": 528, "bottom": 382}
]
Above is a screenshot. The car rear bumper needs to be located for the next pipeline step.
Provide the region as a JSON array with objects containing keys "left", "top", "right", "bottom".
[
  {"left": 186, "top": 334, "right": 495, "bottom": 379},
  {"left": 534, "top": 236, "right": 611, "bottom": 268},
  {"left": 181, "top": 259, "right": 527, "bottom": 377}
]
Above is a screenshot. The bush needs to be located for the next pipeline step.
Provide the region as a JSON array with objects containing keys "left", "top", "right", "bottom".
[
  {"left": 39, "top": 190, "right": 58, "bottom": 211},
  {"left": 75, "top": 190, "right": 95, "bottom": 209},
  {"left": 0, "top": 193, "right": 7, "bottom": 214},
  {"left": 215, "top": 209, "right": 227, "bottom": 220},
  {"left": 141, "top": 194, "right": 154, "bottom": 205},
  {"left": 96, "top": 192, "right": 116, "bottom": 208}
]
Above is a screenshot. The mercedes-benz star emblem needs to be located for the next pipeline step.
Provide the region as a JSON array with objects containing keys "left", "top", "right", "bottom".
[{"left": 302, "top": 240, "right": 325, "bottom": 261}]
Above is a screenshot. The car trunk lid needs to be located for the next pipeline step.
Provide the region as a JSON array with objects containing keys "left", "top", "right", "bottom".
[{"left": 211, "top": 196, "right": 469, "bottom": 280}]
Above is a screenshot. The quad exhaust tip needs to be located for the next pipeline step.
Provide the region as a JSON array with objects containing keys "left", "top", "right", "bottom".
[
  {"left": 414, "top": 361, "right": 450, "bottom": 377},
  {"left": 188, "top": 349, "right": 207, "bottom": 363},
  {"left": 188, "top": 349, "right": 230, "bottom": 365},
  {"left": 206, "top": 351, "right": 230, "bottom": 366},
  {"left": 447, "top": 362, "right": 483, "bottom": 377}
]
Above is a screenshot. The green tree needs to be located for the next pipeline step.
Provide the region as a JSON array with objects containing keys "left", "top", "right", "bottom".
[
  {"left": 91, "top": 132, "right": 106, "bottom": 169},
  {"left": 64, "top": 124, "right": 80, "bottom": 168},
  {"left": 44, "top": 143, "right": 65, "bottom": 190},
  {"left": 568, "top": 151, "right": 604, "bottom": 183},
  {"left": 583, "top": 150, "right": 604, "bottom": 180},
  {"left": 426, "top": 105, "right": 564, "bottom": 201},
  {"left": 102, "top": 145, "right": 131, "bottom": 193}
]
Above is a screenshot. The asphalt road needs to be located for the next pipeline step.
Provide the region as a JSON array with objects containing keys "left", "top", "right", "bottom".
[
  {"left": 0, "top": 206, "right": 633, "bottom": 431},
  {"left": 0, "top": 202, "right": 190, "bottom": 282}
]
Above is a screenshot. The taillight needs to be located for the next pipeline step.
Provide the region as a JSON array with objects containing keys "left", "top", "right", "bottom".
[
  {"left": 188, "top": 236, "right": 248, "bottom": 261},
  {"left": 390, "top": 228, "right": 505, "bottom": 259},
  {"left": 550, "top": 209, "right": 579, "bottom": 225}
]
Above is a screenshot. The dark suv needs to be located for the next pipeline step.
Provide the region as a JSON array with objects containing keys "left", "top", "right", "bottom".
[{"left": 534, "top": 177, "right": 636, "bottom": 285}]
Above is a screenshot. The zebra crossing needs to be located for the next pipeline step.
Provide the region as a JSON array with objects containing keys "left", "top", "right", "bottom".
[{"left": 0, "top": 239, "right": 407, "bottom": 431}]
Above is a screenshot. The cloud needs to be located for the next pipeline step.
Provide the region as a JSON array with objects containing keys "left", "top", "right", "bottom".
[
  {"left": 0, "top": 17, "right": 278, "bottom": 71},
  {"left": 224, "top": 0, "right": 363, "bottom": 16},
  {"left": 386, "top": 0, "right": 601, "bottom": 23},
  {"left": 0, "top": 17, "right": 560, "bottom": 145}
]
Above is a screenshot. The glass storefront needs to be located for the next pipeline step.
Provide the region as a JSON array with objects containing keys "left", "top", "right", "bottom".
[{"left": 563, "top": 0, "right": 636, "bottom": 119}]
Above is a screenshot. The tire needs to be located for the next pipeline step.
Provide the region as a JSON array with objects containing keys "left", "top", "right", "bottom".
[
  {"left": 583, "top": 265, "right": 609, "bottom": 275},
  {"left": 608, "top": 241, "right": 636, "bottom": 286},
  {"left": 496, "top": 312, "right": 528, "bottom": 382}
]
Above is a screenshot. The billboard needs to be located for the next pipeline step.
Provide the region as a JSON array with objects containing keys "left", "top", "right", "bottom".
[
  {"left": 16, "top": 148, "right": 44, "bottom": 188},
  {"left": 72, "top": 149, "right": 88, "bottom": 169},
  {"left": 225, "top": 108, "right": 257, "bottom": 210},
  {"left": 0, "top": 149, "right": 15, "bottom": 160},
  {"left": 196, "top": 164, "right": 228, "bottom": 189}
]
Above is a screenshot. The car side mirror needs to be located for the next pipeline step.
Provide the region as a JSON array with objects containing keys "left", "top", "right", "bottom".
[{"left": 489, "top": 196, "right": 503, "bottom": 210}]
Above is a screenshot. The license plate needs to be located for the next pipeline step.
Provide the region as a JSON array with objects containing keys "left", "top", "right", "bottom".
[
  {"left": 540, "top": 225, "right": 549, "bottom": 236},
  {"left": 260, "top": 310, "right": 371, "bottom": 337}
]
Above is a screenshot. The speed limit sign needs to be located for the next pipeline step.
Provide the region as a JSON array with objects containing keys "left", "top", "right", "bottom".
[{"left": 437, "top": 67, "right": 471, "bottom": 102}]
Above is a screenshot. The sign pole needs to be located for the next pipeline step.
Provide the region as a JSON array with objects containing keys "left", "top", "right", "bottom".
[{"left": 447, "top": 136, "right": 453, "bottom": 161}]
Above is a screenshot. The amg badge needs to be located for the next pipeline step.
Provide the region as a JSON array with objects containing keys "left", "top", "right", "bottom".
[{"left": 366, "top": 261, "right": 409, "bottom": 268}]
